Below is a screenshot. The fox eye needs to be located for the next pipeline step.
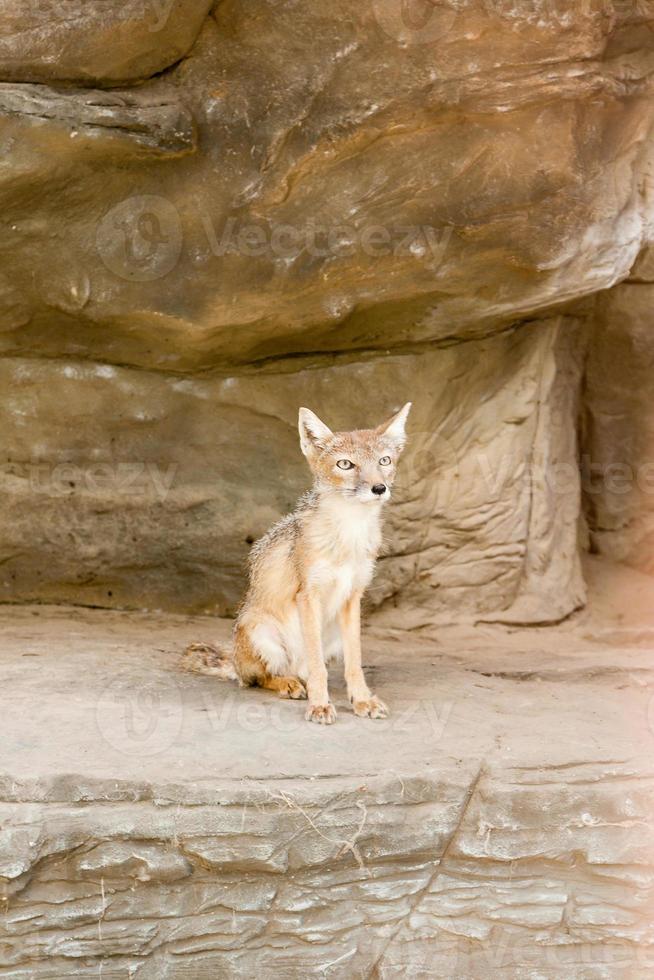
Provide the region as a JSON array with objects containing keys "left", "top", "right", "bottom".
[
  {"left": 379, "top": 455, "right": 391, "bottom": 466},
  {"left": 336, "top": 459, "right": 354, "bottom": 470}
]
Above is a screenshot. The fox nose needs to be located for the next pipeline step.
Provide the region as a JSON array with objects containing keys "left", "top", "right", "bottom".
[{"left": 371, "top": 483, "right": 387, "bottom": 496}]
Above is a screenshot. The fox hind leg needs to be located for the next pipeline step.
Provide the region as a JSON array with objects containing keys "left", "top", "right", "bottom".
[{"left": 234, "top": 622, "right": 307, "bottom": 700}]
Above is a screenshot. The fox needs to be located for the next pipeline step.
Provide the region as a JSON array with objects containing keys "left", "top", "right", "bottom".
[{"left": 183, "top": 402, "right": 412, "bottom": 725}]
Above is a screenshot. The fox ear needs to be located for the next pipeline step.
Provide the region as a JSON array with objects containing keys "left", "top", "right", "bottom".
[
  {"left": 377, "top": 401, "right": 412, "bottom": 451},
  {"left": 298, "top": 407, "right": 333, "bottom": 457}
]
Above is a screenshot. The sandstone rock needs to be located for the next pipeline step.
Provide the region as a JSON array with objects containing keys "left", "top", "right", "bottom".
[
  {"left": 0, "top": 0, "right": 213, "bottom": 86},
  {"left": 0, "top": 1, "right": 651, "bottom": 368},
  {"left": 0, "top": 593, "right": 652, "bottom": 977},
  {"left": 70, "top": 842, "right": 193, "bottom": 882},
  {"left": 0, "top": 0, "right": 652, "bottom": 621},
  {"left": 0, "top": 315, "right": 585, "bottom": 621},
  {"left": 583, "top": 247, "right": 654, "bottom": 575},
  {"left": 0, "top": 82, "right": 196, "bottom": 155}
]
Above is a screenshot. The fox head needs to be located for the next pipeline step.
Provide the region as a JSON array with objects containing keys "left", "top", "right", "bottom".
[{"left": 298, "top": 403, "right": 412, "bottom": 503}]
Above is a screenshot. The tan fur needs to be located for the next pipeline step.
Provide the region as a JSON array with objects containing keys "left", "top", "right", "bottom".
[
  {"left": 182, "top": 642, "right": 238, "bottom": 680},
  {"left": 182, "top": 402, "right": 411, "bottom": 725}
]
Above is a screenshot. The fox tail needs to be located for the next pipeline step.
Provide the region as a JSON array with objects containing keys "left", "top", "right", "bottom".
[{"left": 181, "top": 642, "right": 238, "bottom": 681}]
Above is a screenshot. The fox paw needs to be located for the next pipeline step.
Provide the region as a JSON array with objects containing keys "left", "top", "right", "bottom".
[
  {"left": 353, "top": 695, "right": 388, "bottom": 719},
  {"left": 305, "top": 703, "right": 337, "bottom": 725},
  {"left": 278, "top": 677, "right": 307, "bottom": 700}
]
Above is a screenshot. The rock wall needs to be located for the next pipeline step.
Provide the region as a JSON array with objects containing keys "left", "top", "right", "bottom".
[
  {"left": 4, "top": 766, "right": 652, "bottom": 979},
  {"left": 583, "top": 246, "right": 654, "bottom": 576},
  {"left": 1, "top": 1, "right": 654, "bottom": 618},
  {"left": 0, "top": 1, "right": 213, "bottom": 86},
  {"left": 0, "top": 316, "right": 586, "bottom": 619}
]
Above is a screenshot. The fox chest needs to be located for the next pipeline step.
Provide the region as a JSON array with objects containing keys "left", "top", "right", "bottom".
[
  {"left": 303, "top": 500, "right": 382, "bottom": 618},
  {"left": 306, "top": 556, "right": 376, "bottom": 619}
]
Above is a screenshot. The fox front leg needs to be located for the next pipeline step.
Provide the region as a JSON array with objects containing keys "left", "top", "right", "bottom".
[
  {"left": 339, "top": 592, "right": 388, "bottom": 719},
  {"left": 297, "top": 589, "right": 337, "bottom": 725}
]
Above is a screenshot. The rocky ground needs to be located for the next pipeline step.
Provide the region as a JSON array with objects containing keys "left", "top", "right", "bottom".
[{"left": 1, "top": 556, "right": 653, "bottom": 978}]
